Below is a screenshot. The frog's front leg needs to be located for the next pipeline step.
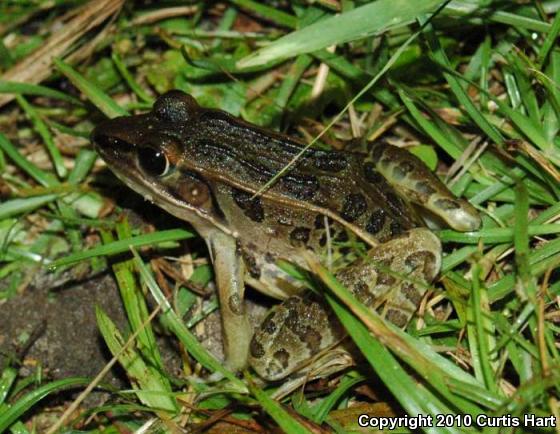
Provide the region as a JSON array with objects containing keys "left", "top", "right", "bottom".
[
  {"left": 208, "top": 231, "right": 251, "bottom": 372},
  {"left": 368, "top": 141, "right": 481, "bottom": 231}
]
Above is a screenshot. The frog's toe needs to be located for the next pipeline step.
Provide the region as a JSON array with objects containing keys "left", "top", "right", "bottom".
[{"left": 430, "top": 196, "right": 481, "bottom": 232}]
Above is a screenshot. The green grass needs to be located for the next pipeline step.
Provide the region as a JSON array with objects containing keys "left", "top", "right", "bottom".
[{"left": 1, "top": 1, "right": 559, "bottom": 433}]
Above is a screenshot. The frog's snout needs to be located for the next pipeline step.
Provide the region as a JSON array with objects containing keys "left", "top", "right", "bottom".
[
  {"left": 91, "top": 117, "right": 142, "bottom": 163},
  {"left": 92, "top": 128, "right": 134, "bottom": 155}
]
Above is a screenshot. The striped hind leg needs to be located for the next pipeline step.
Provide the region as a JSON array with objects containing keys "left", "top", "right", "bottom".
[
  {"left": 335, "top": 227, "right": 441, "bottom": 327},
  {"left": 368, "top": 141, "right": 481, "bottom": 232}
]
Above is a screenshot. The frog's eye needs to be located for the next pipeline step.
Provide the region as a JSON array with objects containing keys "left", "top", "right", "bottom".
[{"left": 137, "top": 147, "right": 170, "bottom": 177}]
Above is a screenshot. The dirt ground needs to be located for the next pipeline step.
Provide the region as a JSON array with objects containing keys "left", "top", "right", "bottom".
[
  {"left": 0, "top": 270, "right": 189, "bottom": 389},
  {"left": 0, "top": 238, "right": 268, "bottom": 404}
]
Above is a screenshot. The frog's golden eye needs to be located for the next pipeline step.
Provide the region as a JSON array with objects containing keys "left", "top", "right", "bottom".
[{"left": 137, "top": 146, "right": 170, "bottom": 177}]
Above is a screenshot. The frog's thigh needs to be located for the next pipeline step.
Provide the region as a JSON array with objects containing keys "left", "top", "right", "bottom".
[
  {"left": 249, "top": 229, "right": 441, "bottom": 381},
  {"left": 249, "top": 292, "right": 344, "bottom": 381},
  {"left": 336, "top": 227, "right": 441, "bottom": 327},
  {"left": 369, "top": 142, "right": 481, "bottom": 231},
  {"left": 208, "top": 232, "right": 251, "bottom": 372}
]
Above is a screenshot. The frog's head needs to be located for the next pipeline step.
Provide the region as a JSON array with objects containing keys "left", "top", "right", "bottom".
[{"left": 91, "top": 91, "right": 226, "bottom": 231}]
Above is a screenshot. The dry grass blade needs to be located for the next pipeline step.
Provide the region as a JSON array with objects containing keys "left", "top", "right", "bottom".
[
  {"left": 514, "top": 140, "right": 560, "bottom": 183},
  {"left": 0, "top": 0, "right": 124, "bottom": 108},
  {"left": 131, "top": 6, "right": 198, "bottom": 25}
]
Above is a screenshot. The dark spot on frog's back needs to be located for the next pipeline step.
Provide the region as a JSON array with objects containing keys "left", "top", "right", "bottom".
[
  {"left": 261, "top": 312, "right": 278, "bottom": 335},
  {"left": 301, "top": 326, "right": 322, "bottom": 353},
  {"left": 242, "top": 251, "right": 261, "bottom": 279},
  {"left": 416, "top": 181, "right": 436, "bottom": 196},
  {"left": 232, "top": 187, "right": 264, "bottom": 222},
  {"left": 392, "top": 161, "right": 414, "bottom": 180},
  {"left": 280, "top": 175, "right": 319, "bottom": 200},
  {"left": 283, "top": 299, "right": 323, "bottom": 353},
  {"left": 290, "top": 227, "right": 310, "bottom": 245},
  {"left": 377, "top": 270, "right": 396, "bottom": 286},
  {"left": 366, "top": 208, "right": 386, "bottom": 234},
  {"left": 385, "top": 192, "right": 404, "bottom": 213},
  {"left": 405, "top": 251, "right": 437, "bottom": 278},
  {"left": 313, "top": 152, "right": 347, "bottom": 172},
  {"left": 369, "top": 142, "right": 387, "bottom": 162},
  {"left": 353, "top": 281, "right": 375, "bottom": 306},
  {"left": 401, "top": 283, "right": 423, "bottom": 305},
  {"left": 341, "top": 193, "right": 367, "bottom": 222}
]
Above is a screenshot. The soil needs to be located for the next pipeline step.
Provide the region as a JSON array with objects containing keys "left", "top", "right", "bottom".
[
  {"left": 0, "top": 188, "right": 270, "bottom": 407},
  {"left": 0, "top": 268, "right": 206, "bottom": 392},
  {"left": 0, "top": 249, "right": 268, "bottom": 401}
]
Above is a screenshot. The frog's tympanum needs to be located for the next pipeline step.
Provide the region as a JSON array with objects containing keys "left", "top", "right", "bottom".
[{"left": 92, "top": 91, "right": 481, "bottom": 381}]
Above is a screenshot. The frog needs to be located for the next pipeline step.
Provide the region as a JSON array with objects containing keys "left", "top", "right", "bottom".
[{"left": 91, "top": 90, "right": 481, "bottom": 381}]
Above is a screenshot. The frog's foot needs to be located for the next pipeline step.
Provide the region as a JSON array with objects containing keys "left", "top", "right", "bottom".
[
  {"left": 248, "top": 292, "right": 346, "bottom": 381},
  {"left": 368, "top": 141, "right": 481, "bottom": 232},
  {"left": 269, "top": 348, "right": 354, "bottom": 400},
  {"left": 336, "top": 227, "right": 441, "bottom": 327}
]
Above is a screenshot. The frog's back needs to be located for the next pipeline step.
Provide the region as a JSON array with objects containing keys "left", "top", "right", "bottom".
[{"left": 179, "top": 107, "right": 418, "bottom": 246}]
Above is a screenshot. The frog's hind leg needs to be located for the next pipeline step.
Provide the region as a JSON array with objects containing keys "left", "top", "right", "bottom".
[
  {"left": 367, "top": 141, "right": 481, "bottom": 232},
  {"left": 249, "top": 228, "right": 441, "bottom": 381},
  {"left": 248, "top": 291, "right": 346, "bottom": 381},
  {"left": 336, "top": 227, "right": 441, "bottom": 327}
]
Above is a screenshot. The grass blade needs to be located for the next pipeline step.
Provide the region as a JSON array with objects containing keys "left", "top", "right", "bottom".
[
  {"left": 245, "top": 373, "right": 313, "bottom": 434},
  {"left": 16, "top": 94, "right": 67, "bottom": 178},
  {"left": 0, "top": 133, "right": 58, "bottom": 187},
  {"left": 131, "top": 249, "right": 247, "bottom": 391},
  {"left": 48, "top": 229, "right": 195, "bottom": 269},
  {"left": 0, "top": 377, "right": 90, "bottom": 432},
  {"left": 95, "top": 307, "right": 178, "bottom": 413},
  {"left": 238, "top": 0, "right": 444, "bottom": 68},
  {"left": 53, "top": 58, "right": 128, "bottom": 118},
  {"left": 0, "top": 80, "right": 82, "bottom": 105}
]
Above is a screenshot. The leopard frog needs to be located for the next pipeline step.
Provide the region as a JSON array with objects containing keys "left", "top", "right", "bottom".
[{"left": 92, "top": 91, "right": 481, "bottom": 380}]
